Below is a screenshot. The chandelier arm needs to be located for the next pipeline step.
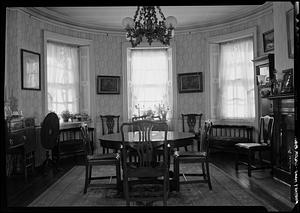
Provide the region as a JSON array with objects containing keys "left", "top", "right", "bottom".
[{"left": 157, "top": 6, "right": 166, "bottom": 21}]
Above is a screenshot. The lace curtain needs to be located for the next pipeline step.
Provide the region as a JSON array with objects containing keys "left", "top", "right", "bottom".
[
  {"left": 217, "top": 37, "right": 255, "bottom": 120},
  {"left": 128, "top": 48, "right": 172, "bottom": 121},
  {"left": 47, "top": 41, "right": 79, "bottom": 117}
]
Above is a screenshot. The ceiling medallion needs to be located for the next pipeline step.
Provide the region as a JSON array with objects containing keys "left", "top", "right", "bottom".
[{"left": 122, "top": 6, "right": 177, "bottom": 47}]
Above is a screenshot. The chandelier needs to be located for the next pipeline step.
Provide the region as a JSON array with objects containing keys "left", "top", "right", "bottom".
[{"left": 122, "top": 6, "right": 177, "bottom": 47}]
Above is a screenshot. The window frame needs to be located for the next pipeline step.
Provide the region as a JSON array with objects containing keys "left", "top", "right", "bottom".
[
  {"left": 207, "top": 27, "right": 258, "bottom": 127},
  {"left": 43, "top": 31, "right": 95, "bottom": 121},
  {"left": 122, "top": 41, "right": 177, "bottom": 129}
]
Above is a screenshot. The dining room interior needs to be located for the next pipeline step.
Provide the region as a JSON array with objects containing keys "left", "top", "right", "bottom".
[{"left": 2, "top": 1, "right": 299, "bottom": 211}]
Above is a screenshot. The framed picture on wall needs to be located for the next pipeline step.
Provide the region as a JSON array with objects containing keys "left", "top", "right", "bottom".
[
  {"left": 178, "top": 72, "right": 203, "bottom": 93},
  {"left": 263, "top": 30, "right": 274, "bottom": 52},
  {"left": 286, "top": 8, "right": 294, "bottom": 59},
  {"left": 97, "top": 75, "right": 120, "bottom": 94},
  {"left": 21, "top": 49, "right": 41, "bottom": 90}
]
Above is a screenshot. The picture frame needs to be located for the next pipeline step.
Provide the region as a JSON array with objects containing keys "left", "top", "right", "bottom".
[
  {"left": 97, "top": 75, "right": 120, "bottom": 94},
  {"left": 286, "top": 8, "right": 294, "bottom": 59},
  {"left": 21, "top": 49, "right": 41, "bottom": 90},
  {"left": 281, "top": 68, "right": 293, "bottom": 94},
  {"left": 178, "top": 72, "right": 203, "bottom": 93},
  {"left": 263, "top": 30, "right": 274, "bottom": 52}
]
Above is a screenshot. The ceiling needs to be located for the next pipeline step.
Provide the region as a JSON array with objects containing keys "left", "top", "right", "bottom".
[{"left": 32, "top": 5, "right": 266, "bottom": 31}]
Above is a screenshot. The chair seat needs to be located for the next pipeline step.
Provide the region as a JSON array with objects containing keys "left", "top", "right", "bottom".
[
  {"left": 210, "top": 136, "right": 249, "bottom": 147},
  {"left": 174, "top": 150, "right": 207, "bottom": 158},
  {"left": 235, "top": 142, "right": 268, "bottom": 149},
  {"left": 87, "top": 153, "right": 119, "bottom": 161}
]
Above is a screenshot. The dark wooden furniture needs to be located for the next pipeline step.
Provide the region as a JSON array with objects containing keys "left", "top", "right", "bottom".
[
  {"left": 235, "top": 116, "right": 274, "bottom": 177},
  {"left": 52, "top": 121, "right": 94, "bottom": 165},
  {"left": 5, "top": 117, "right": 36, "bottom": 182},
  {"left": 40, "top": 112, "right": 60, "bottom": 171},
  {"left": 173, "top": 120, "right": 213, "bottom": 192},
  {"left": 209, "top": 124, "right": 253, "bottom": 153},
  {"left": 100, "top": 115, "right": 120, "bottom": 154},
  {"left": 268, "top": 94, "right": 295, "bottom": 202},
  {"left": 99, "top": 130, "right": 195, "bottom": 192},
  {"left": 80, "top": 124, "right": 121, "bottom": 193},
  {"left": 181, "top": 113, "right": 203, "bottom": 151},
  {"left": 120, "top": 120, "right": 170, "bottom": 206}
]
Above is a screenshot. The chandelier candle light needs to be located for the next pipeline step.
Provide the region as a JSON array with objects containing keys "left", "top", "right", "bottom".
[{"left": 122, "top": 6, "right": 177, "bottom": 47}]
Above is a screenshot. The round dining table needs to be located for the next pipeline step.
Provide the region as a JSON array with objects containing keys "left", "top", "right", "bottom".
[
  {"left": 99, "top": 131, "right": 195, "bottom": 193},
  {"left": 99, "top": 131, "right": 195, "bottom": 150}
]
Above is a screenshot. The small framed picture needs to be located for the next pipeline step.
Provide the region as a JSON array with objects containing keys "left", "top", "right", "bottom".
[
  {"left": 97, "top": 75, "right": 120, "bottom": 94},
  {"left": 178, "top": 72, "right": 203, "bottom": 93},
  {"left": 286, "top": 9, "right": 294, "bottom": 59},
  {"left": 21, "top": 49, "right": 41, "bottom": 90},
  {"left": 263, "top": 30, "right": 274, "bottom": 52}
]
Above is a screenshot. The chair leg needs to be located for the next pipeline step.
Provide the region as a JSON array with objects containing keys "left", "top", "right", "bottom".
[
  {"left": 205, "top": 161, "right": 212, "bottom": 190},
  {"left": 202, "top": 162, "right": 206, "bottom": 180},
  {"left": 89, "top": 165, "right": 92, "bottom": 184},
  {"left": 84, "top": 164, "right": 89, "bottom": 194},
  {"left": 248, "top": 150, "right": 252, "bottom": 177},
  {"left": 174, "top": 158, "right": 180, "bottom": 192},
  {"left": 235, "top": 148, "right": 239, "bottom": 171},
  {"left": 116, "top": 161, "right": 121, "bottom": 191},
  {"left": 123, "top": 177, "right": 129, "bottom": 206}
]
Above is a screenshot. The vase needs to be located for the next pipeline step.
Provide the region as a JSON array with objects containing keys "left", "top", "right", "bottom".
[{"left": 161, "top": 114, "right": 167, "bottom": 121}]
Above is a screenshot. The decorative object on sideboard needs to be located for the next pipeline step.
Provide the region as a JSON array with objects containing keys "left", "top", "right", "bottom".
[
  {"left": 178, "top": 72, "right": 203, "bottom": 93},
  {"left": 61, "top": 110, "right": 72, "bottom": 122},
  {"left": 21, "top": 49, "right": 41, "bottom": 90},
  {"left": 262, "top": 30, "right": 274, "bottom": 52},
  {"left": 286, "top": 8, "right": 294, "bottom": 59},
  {"left": 281, "top": 68, "right": 294, "bottom": 94},
  {"left": 122, "top": 6, "right": 177, "bottom": 47},
  {"left": 97, "top": 75, "right": 120, "bottom": 94}
]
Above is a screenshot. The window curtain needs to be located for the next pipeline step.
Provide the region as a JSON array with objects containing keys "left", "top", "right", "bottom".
[
  {"left": 217, "top": 37, "right": 255, "bottom": 120},
  {"left": 47, "top": 41, "right": 79, "bottom": 116},
  {"left": 128, "top": 48, "right": 172, "bottom": 121}
]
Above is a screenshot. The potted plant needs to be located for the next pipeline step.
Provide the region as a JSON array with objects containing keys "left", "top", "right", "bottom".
[{"left": 61, "top": 110, "right": 71, "bottom": 122}]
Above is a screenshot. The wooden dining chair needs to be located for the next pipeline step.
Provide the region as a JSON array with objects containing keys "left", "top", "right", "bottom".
[
  {"left": 100, "top": 115, "right": 120, "bottom": 154},
  {"left": 120, "top": 120, "right": 170, "bottom": 206},
  {"left": 181, "top": 113, "right": 203, "bottom": 152},
  {"left": 235, "top": 115, "right": 274, "bottom": 177},
  {"left": 80, "top": 123, "right": 121, "bottom": 193},
  {"left": 173, "top": 120, "right": 213, "bottom": 192}
]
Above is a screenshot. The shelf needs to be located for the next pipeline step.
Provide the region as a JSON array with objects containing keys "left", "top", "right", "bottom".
[{"left": 268, "top": 94, "right": 294, "bottom": 99}]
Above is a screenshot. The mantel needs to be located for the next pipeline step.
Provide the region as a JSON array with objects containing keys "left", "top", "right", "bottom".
[{"left": 267, "top": 94, "right": 294, "bottom": 100}]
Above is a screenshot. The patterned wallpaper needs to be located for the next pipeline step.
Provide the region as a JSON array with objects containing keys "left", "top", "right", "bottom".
[{"left": 5, "top": 7, "right": 274, "bottom": 137}]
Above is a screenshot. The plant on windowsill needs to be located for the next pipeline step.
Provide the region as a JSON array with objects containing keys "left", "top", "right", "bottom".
[
  {"left": 61, "top": 110, "right": 71, "bottom": 122},
  {"left": 156, "top": 104, "right": 170, "bottom": 121}
]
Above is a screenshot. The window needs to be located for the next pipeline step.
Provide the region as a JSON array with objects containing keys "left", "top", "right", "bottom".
[
  {"left": 127, "top": 48, "right": 173, "bottom": 120},
  {"left": 218, "top": 37, "right": 255, "bottom": 120},
  {"left": 47, "top": 41, "right": 79, "bottom": 116}
]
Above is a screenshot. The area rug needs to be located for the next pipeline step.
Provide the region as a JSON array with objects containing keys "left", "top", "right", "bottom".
[{"left": 28, "top": 163, "right": 276, "bottom": 210}]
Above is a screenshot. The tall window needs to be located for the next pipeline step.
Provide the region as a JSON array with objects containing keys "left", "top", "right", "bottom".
[
  {"left": 217, "top": 37, "right": 255, "bottom": 120},
  {"left": 47, "top": 41, "right": 79, "bottom": 116},
  {"left": 127, "top": 48, "right": 173, "bottom": 120}
]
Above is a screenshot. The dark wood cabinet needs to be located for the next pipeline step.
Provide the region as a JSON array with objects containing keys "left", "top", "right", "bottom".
[
  {"left": 269, "top": 94, "right": 295, "bottom": 202},
  {"left": 5, "top": 118, "right": 36, "bottom": 182}
]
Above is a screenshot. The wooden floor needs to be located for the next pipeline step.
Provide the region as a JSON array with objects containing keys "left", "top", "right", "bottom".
[{"left": 5, "top": 152, "right": 295, "bottom": 210}]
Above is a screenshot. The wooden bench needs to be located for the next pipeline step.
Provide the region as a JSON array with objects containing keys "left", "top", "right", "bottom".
[{"left": 208, "top": 124, "right": 254, "bottom": 153}]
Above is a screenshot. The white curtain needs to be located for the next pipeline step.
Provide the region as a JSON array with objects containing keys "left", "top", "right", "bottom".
[
  {"left": 128, "top": 48, "right": 172, "bottom": 120},
  {"left": 47, "top": 41, "right": 79, "bottom": 117},
  {"left": 218, "top": 37, "right": 255, "bottom": 120}
]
